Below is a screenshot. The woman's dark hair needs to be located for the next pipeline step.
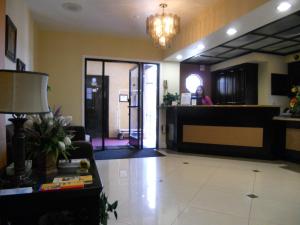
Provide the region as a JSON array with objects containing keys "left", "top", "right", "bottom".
[{"left": 196, "top": 85, "right": 205, "bottom": 97}]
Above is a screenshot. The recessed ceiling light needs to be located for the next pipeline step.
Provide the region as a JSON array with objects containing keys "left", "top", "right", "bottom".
[
  {"left": 226, "top": 28, "right": 237, "bottom": 36},
  {"left": 176, "top": 55, "right": 183, "bottom": 60},
  {"left": 197, "top": 44, "right": 205, "bottom": 50},
  {"left": 277, "top": 2, "right": 292, "bottom": 12},
  {"left": 62, "top": 2, "right": 82, "bottom": 12}
]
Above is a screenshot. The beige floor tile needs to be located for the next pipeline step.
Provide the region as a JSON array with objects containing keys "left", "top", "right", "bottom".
[
  {"left": 249, "top": 218, "right": 283, "bottom": 225},
  {"left": 173, "top": 207, "right": 249, "bottom": 225},
  {"left": 206, "top": 167, "right": 255, "bottom": 194},
  {"left": 97, "top": 152, "right": 300, "bottom": 225},
  {"left": 250, "top": 197, "right": 300, "bottom": 225},
  {"left": 191, "top": 185, "right": 252, "bottom": 218}
]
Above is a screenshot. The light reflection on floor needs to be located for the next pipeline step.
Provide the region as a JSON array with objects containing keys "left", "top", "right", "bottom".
[{"left": 96, "top": 150, "right": 300, "bottom": 225}]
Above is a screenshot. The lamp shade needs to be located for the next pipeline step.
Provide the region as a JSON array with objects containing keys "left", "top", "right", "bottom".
[{"left": 0, "top": 70, "right": 49, "bottom": 114}]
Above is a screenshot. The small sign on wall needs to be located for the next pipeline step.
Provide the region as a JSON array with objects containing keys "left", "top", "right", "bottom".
[{"left": 119, "top": 94, "right": 128, "bottom": 102}]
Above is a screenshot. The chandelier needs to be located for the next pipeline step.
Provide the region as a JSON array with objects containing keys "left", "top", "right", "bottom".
[{"left": 146, "top": 3, "right": 180, "bottom": 48}]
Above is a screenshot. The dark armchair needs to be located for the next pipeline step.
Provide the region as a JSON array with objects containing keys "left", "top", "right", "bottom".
[{"left": 64, "top": 125, "right": 94, "bottom": 160}]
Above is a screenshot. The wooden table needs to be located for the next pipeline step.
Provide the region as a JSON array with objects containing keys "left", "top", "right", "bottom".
[{"left": 0, "top": 159, "right": 102, "bottom": 225}]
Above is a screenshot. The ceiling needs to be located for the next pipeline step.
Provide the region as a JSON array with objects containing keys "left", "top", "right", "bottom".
[
  {"left": 24, "top": 0, "right": 220, "bottom": 37},
  {"left": 184, "top": 10, "right": 300, "bottom": 65}
]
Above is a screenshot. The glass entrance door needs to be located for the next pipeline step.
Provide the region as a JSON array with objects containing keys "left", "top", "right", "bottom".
[
  {"left": 142, "top": 64, "right": 158, "bottom": 148},
  {"left": 129, "top": 66, "right": 142, "bottom": 149}
]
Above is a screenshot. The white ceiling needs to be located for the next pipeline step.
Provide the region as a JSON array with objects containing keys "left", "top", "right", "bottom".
[{"left": 24, "top": 0, "right": 220, "bottom": 37}]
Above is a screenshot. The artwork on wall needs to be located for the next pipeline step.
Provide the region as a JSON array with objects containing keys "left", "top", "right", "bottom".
[
  {"left": 119, "top": 94, "right": 128, "bottom": 102},
  {"left": 5, "top": 15, "right": 17, "bottom": 62},
  {"left": 16, "top": 58, "right": 25, "bottom": 71}
]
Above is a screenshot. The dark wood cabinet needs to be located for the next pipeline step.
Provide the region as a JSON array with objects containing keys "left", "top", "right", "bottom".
[
  {"left": 212, "top": 63, "right": 258, "bottom": 105},
  {"left": 288, "top": 61, "right": 300, "bottom": 89}
]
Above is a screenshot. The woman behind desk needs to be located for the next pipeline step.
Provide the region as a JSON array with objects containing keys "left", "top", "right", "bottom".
[{"left": 196, "top": 85, "right": 213, "bottom": 105}]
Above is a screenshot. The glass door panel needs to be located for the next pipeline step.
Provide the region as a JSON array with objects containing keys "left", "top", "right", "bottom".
[
  {"left": 129, "top": 66, "right": 141, "bottom": 148},
  {"left": 142, "top": 64, "right": 158, "bottom": 148}
]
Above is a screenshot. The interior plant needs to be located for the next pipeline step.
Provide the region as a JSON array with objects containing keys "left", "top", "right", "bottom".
[
  {"left": 24, "top": 107, "right": 75, "bottom": 174},
  {"left": 163, "top": 92, "right": 179, "bottom": 105},
  {"left": 289, "top": 86, "right": 300, "bottom": 117},
  {"left": 99, "top": 192, "right": 118, "bottom": 225}
]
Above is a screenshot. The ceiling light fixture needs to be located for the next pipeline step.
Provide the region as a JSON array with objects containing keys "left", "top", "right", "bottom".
[
  {"left": 226, "top": 27, "right": 237, "bottom": 36},
  {"left": 146, "top": 3, "right": 180, "bottom": 48},
  {"left": 277, "top": 2, "right": 292, "bottom": 12},
  {"left": 176, "top": 54, "right": 183, "bottom": 60}
]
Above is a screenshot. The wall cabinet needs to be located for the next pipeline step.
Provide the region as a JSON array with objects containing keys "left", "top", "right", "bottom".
[
  {"left": 212, "top": 63, "right": 258, "bottom": 105},
  {"left": 288, "top": 61, "right": 300, "bottom": 88}
]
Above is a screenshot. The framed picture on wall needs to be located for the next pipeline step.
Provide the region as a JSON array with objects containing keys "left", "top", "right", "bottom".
[
  {"left": 16, "top": 58, "right": 26, "bottom": 71},
  {"left": 119, "top": 94, "right": 128, "bottom": 102},
  {"left": 5, "top": 15, "right": 17, "bottom": 62}
]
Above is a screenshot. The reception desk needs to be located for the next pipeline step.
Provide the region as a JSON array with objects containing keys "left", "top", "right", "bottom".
[
  {"left": 166, "top": 105, "right": 280, "bottom": 159},
  {"left": 273, "top": 116, "right": 300, "bottom": 162}
]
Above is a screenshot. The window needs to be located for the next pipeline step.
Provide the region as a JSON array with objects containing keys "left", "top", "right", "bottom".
[{"left": 186, "top": 74, "right": 203, "bottom": 93}]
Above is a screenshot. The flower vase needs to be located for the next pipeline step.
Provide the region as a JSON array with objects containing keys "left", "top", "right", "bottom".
[{"left": 34, "top": 152, "right": 58, "bottom": 176}]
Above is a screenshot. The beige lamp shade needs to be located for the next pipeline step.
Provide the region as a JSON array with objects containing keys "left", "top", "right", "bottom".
[{"left": 0, "top": 70, "right": 49, "bottom": 114}]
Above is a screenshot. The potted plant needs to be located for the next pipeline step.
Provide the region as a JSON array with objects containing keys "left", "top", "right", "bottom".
[
  {"left": 24, "top": 107, "right": 75, "bottom": 175},
  {"left": 99, "top": 192, "right": 118, "bottom": 225},
  {"left": 289, "top": 86, "right": 300, "bottom": 118},
  {"left": 163, "top": 92, "right": 179, "bottom": 106}
]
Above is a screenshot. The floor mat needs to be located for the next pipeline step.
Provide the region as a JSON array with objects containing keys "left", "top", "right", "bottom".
[{"left": 94, "top": 149, "right": 165, "bottom": 160}]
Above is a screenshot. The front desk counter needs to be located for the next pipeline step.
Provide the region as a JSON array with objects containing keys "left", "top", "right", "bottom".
[
  {"left": 165, "top": 105, "right": 280, "bottom": 159},
  {"left": 273, "top": 116, "right": 300, "bottom": 163}
]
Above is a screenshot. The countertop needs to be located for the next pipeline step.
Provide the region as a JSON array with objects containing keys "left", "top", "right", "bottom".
[
  {"left": 273, "top": 116, "right": 300, "bottom": 122},
  {"left": 160, "top": 105, "right": 280, "bottom": 108}
]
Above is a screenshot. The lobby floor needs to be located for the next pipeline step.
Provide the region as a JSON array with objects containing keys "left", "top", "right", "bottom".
[{"left": 96, "top": 150, "right": 300, "bottom": 225}]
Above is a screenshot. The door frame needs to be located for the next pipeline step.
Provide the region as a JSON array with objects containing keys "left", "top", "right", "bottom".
[
  {"left": 84, "top": 58, "right": 160, "bottom": 150},
  {"left": 128, "top": 65, "right": 141, "bottom": 148}
]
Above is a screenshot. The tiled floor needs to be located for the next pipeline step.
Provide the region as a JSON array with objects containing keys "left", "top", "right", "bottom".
[{"left": 96, "top": 150, "right": 300, "bottom": 225}]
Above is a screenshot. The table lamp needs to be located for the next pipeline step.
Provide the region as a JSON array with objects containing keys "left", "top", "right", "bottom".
[{"left": 0, "top": 70, "right": 49, "bottom": 184}]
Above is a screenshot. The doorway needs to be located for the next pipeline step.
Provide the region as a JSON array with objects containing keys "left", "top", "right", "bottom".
[{"left": 84, "top": 59, "right": 159, "bottom": 150}]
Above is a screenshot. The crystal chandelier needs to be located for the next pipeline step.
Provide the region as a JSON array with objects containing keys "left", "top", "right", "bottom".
[{"left": 146, "top": 3, "right": 180, "bottom": 48}]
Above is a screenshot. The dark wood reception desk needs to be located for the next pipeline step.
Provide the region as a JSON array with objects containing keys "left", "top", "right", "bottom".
[
  {"left": 166, "top": 105, "right": 280, "bottom": 159},
  {"left": 273, "top": 116, "right": 300, "bottom": 163}
]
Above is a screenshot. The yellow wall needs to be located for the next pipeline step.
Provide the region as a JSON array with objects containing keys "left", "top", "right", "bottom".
[
  {"left": 159, "top": 62, "right": 180, "bottom": 148},
  {"left": 165, "top": 0, "right": 269, "bottom": 57},
  {"left": 36, "top": 30, "right": 163, "bottom": 125}
]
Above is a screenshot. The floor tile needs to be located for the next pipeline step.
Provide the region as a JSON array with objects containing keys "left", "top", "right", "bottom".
[
  {"left": 250, "top": 197, "right": 300, "bottom": 225},
  {"left": 173, "top": 207, "right": 249, "bottom": 225},
  {"left": 191, "top": 185, "right": 252, "bottom": 218},
  {"left": 96, "top": 151, "right": 300, "bottom": 225}
]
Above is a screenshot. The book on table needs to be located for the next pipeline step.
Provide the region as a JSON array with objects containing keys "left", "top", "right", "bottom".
[
  {"left": 39, "top": 175, "right": 93, "bottom": 192},
  {"left": 40, "top": 181, "right": 84, "bottom": 192},
  {"left": 53, "top": 175, "right": 93, "bottom": 184}
]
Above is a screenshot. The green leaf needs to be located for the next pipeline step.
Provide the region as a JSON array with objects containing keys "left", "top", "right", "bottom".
[{"left": 111, "top": 201, "right": 118, "bottom": 209}]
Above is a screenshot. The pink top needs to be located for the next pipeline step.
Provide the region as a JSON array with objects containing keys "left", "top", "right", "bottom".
[{"left": 202, "top": 96, "right": 213, "bottom": 105}]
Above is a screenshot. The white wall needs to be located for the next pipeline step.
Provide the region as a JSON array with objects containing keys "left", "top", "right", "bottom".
[
  {"left": 159, "top": 62, "right": 180, "bottom": 148},
  {"left": 211, "top": 53, "right": 289, "bottom": 111},
  {"left": 5, "top": 0, "right": 36, "bottom": 71}
]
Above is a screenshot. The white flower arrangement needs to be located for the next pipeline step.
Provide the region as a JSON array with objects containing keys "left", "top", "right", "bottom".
[{"left": 25, "top": 107, "right": 75, "bottom": 160}]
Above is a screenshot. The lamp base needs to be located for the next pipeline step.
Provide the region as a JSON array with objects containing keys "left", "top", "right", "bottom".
[
  {"left": 12, "top": 170, "right": 32, "bottom": 187},
  {"left": 9, "top": 115, "right": 28, "bottom": 187},
  {"left": 0, "top": 169, "right": 32, "bottom": 188}
]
